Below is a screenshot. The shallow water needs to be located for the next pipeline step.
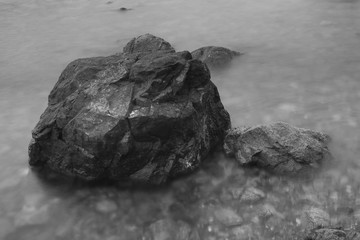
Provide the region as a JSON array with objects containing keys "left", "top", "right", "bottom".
[{"left": 0, "top": 0, "right": 360, "bottom": 239}]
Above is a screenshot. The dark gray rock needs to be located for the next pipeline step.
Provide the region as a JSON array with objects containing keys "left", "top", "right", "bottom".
[
  {"left": 224, "top": 122, "right": 331, "bottom": 174},
  {"left": 191, "top": 46, "right": 241, "bottom": 69},
  {"left": 123, "top": 34, "right": 175, "bottom": 55},
  {"left": 28, "top": 34, "right": 231, "bottom": 185},
  {"left": 118, "top": 7, "right": 132, "bottom": 11}
]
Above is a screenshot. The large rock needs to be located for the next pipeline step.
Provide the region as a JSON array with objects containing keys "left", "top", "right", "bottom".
[
  {"left": 224, "top": 122, "right": 331, "bottom": 174},
  {"left": 191, "top": 46, "right": 241, "bottom": 69},
  {"left": 29, "top": 34, "right": 231, "bottom": 184}
]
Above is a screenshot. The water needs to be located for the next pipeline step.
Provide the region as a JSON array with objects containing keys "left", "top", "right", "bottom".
[{"left": 0, "top": 0, "right": 360, "bottom": 239}]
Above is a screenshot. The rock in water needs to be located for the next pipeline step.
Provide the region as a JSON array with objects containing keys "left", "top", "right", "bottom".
[
  {"left": 28, "top": 34, "right": 231, "bottom": 185},
  {"left": 305, "top": 228, "right": 360, "bottom": 240},
  {"left": 302, "top": 207, "right": 331, "bottom": 230},
  {"left": 123, "top": 34, "right": 175, "bottom": 54},
  {"left": 191, "top": 46, "right": 241, "bottom": 69},
  {"left": 224, "top": 122, "right": 331, "bottom": 174}
]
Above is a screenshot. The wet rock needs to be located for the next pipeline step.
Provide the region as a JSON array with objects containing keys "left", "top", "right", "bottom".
[
  {"left": 191, "top": 46, "right": 241, "bottom": 69},
  {"left": 28, "top": 34, "right": 231, "bottom": 184},
  {"left": 240, "top": 187, "right": 265, "bottom": 203},
  {"left": 305, "top": 228, "right": 360, "bottom": 240},
  {"left": 119, "top": 7, "right": 132, "bottom": 11},
  {"left": 231, "top": 225, "right": 253, "bottom": 240},
  {"left": 148, "top": 220, "right": 172, "bottom": 240},
  {"left": 95, "top": 199, "right": 117, "bottom": 213},
  {"left": 148, "top": 219, "right": 193, "bottom": 240},
  {"left": 213, "top": 207, "right": 243, "bottom": 227},
  {"left": 228, "top": 186, "right": 244, "bottom": 199},
  {"left": 123, "top": 34, "right": 175, "bottom": 54},
  {"left": 258, "top": 203, "right": 283, "bottom": 221},
  {"left": 302, "top": 207, "right": 331, "bottom": 230},
  {"left": 224, "top": 122, "right": 331, "bottom": 174}
]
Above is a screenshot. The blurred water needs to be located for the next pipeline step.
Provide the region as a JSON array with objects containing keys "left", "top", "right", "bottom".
[{"left": 0, "top": 0, "right": 360, "bottom": 239}]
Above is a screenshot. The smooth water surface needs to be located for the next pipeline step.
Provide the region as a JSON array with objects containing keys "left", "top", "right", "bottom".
[{"left": 0, "top": 0, "right": 360, "bottom": 239}]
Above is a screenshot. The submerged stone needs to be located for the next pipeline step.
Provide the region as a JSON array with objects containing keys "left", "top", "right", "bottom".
[
  {"left": 148, "top": 219, "right": 193, "bottom": 240},
  {"left": 28, "top": 34, "right": 231, "bottom": 185},
  {"left": 213, "top": 207, "right": 243, "bottom": 227},
  {"left": 224, "top": 122, "right": 331, "bottom": 175},
  {"left": 305, "top": 227, "right": 360, "bottom": 240},
  {"left": 191, "top": 46, "right": 241, "bottom": 69},
  {"left": 240, "top": 187, "right": 266, "bottom": 203},
  {"left": 95, "top": 199, "right": 117, "bottom": 213},
  {"left": 302, "top": 207, "right": 330, "bottom": 230},
  {"left": 231, "top": 224, "right": 253, "bottom": 240}
]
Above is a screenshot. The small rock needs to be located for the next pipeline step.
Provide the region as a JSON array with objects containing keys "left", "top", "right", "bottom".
[
  {"left": 95, "top": 199, "right": 117, "bottom": 213},
  {"left": 228, "top": 187, "right": 244, "bottom": 199},
  {"left": 148, "top": 219, "right": 192, "bottom": 240},
  {"left": 191, "top": 46, "right": 241, "bottom": 69},
  {"left": 305, "top": 228, "right": 346, "bottom": 240},
  {"left": 264, "top": 214, "right": 285, "bottom": 233},
  {"left": 149, "top": 220, "right": 171, "bottom": 240},
  {"left": 119, "top": 7, "right": 132, "bottom": 11},
  {"left": 240, "top": 187, "right": 265, "bottom": 203},
  {"left": 305, "top": 227, "right": 360, "bottom": 240},
  {"left": 123, "top": 33, "right": 174, "bottom": 54},
  {"left": 302, "top": 207, "right": 330, "bottom": 230},
  {"left": 258, "top": 204, "right": 283, "bottom": 221},
  {"left": 175, "top": 221, "right": 192, "bottom": 240},
  {"left": 224, "top": 122, "right": 332, "bottom": 175},
  {"left": 213, "top": 207, "right": 243, "bottom": 227},
  {"left": 231, "top": 225, "right": 253, "bottom": 240}
]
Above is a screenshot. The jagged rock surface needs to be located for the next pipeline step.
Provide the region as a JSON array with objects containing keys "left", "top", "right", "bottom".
[
  {"left": 191, "top": 46, "right": 241, "bottom": 69},
  {"left": 29, "top": 34, "right": 231, "bottom": 184},
  {"left": 224, "top": 122, "right": 331, "bottom": 174}
]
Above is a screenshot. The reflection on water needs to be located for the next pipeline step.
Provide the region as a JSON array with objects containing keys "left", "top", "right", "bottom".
[{"left": 1, "top": 0, "right": 360, "bottom": 239}]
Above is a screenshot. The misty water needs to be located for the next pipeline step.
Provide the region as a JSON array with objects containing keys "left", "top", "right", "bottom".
[{"left": 1, "top": 0, "right": 360, "bottom": 239}]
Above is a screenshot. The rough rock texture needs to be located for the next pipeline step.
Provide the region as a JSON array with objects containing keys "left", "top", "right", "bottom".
[
  {"left": 302, "top": 207, "right": 331, "bottom": 230},
  {"left": 191, "top": 46, "right": 241, "bottom": 69},
  {"left": 28, "top": 34, "right": 231, "bottom": 184},
  {"left": 224, "top": 122, "right": 331, "bottom": 174},
  {"left": 305, "top": 228, "right": 360, "bottom": 240},
  {"left": 123, "top": 34, "right": 175, "bottom": 54}
]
